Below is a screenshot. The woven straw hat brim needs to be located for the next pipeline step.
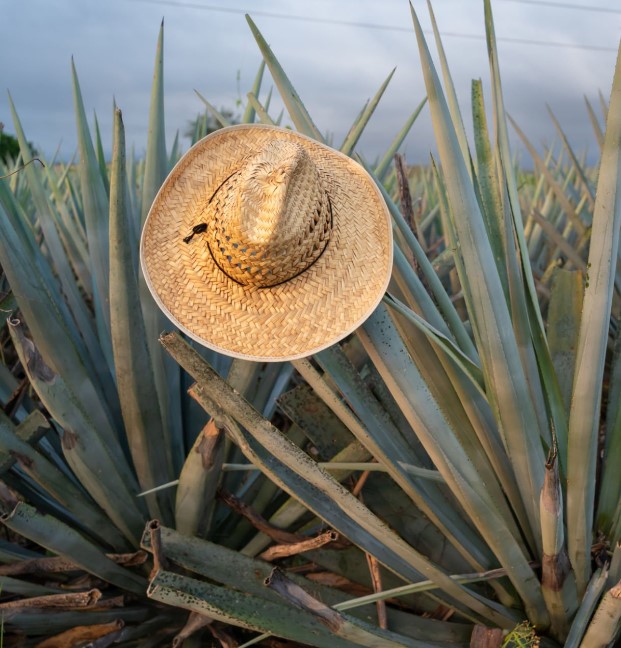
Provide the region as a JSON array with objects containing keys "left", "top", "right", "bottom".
[{"left": 140, "top": 124, "right": 393, "bottom": 361}]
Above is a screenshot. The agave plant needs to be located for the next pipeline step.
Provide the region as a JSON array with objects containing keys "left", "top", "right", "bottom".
[{"left": 0, "top": 0, "right": 620, "bottom": 646}]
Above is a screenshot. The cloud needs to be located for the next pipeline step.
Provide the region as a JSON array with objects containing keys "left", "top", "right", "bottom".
[{"left": 1, "top": 0, "right": 617, "bottom": 168}]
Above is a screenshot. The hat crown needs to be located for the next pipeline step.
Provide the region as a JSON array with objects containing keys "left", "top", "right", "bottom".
[{"left": 207, "top": 140, "right": 332, "bottom": 287}]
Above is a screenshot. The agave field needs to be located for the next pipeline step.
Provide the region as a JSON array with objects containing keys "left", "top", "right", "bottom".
[{"left": 1, "top": 0, "right": 621, "bottom": 646}]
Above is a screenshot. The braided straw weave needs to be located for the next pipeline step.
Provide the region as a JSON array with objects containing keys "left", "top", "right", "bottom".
[{"left": 140, "top": 124, "right": 393, "bottom": 361}]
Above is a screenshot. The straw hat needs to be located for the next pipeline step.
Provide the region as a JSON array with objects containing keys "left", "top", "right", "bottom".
[{"left": 140, "top": 124, "right": 393, "bottom": 361}]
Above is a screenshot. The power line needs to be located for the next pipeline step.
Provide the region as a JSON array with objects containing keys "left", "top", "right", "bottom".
[
  {"left": 128, "top": 0, "right": 618, "bottom": 52},
  {"left": 499, "top": 0, "right": 621, "bottom": 15},
  {"left": 437, "top": 30, "right": 615, "bottom": 53}
]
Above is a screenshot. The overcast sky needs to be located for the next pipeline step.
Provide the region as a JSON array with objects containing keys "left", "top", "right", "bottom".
[{"left": 1, "top": 0, "right": 619, "bottom": 166}]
